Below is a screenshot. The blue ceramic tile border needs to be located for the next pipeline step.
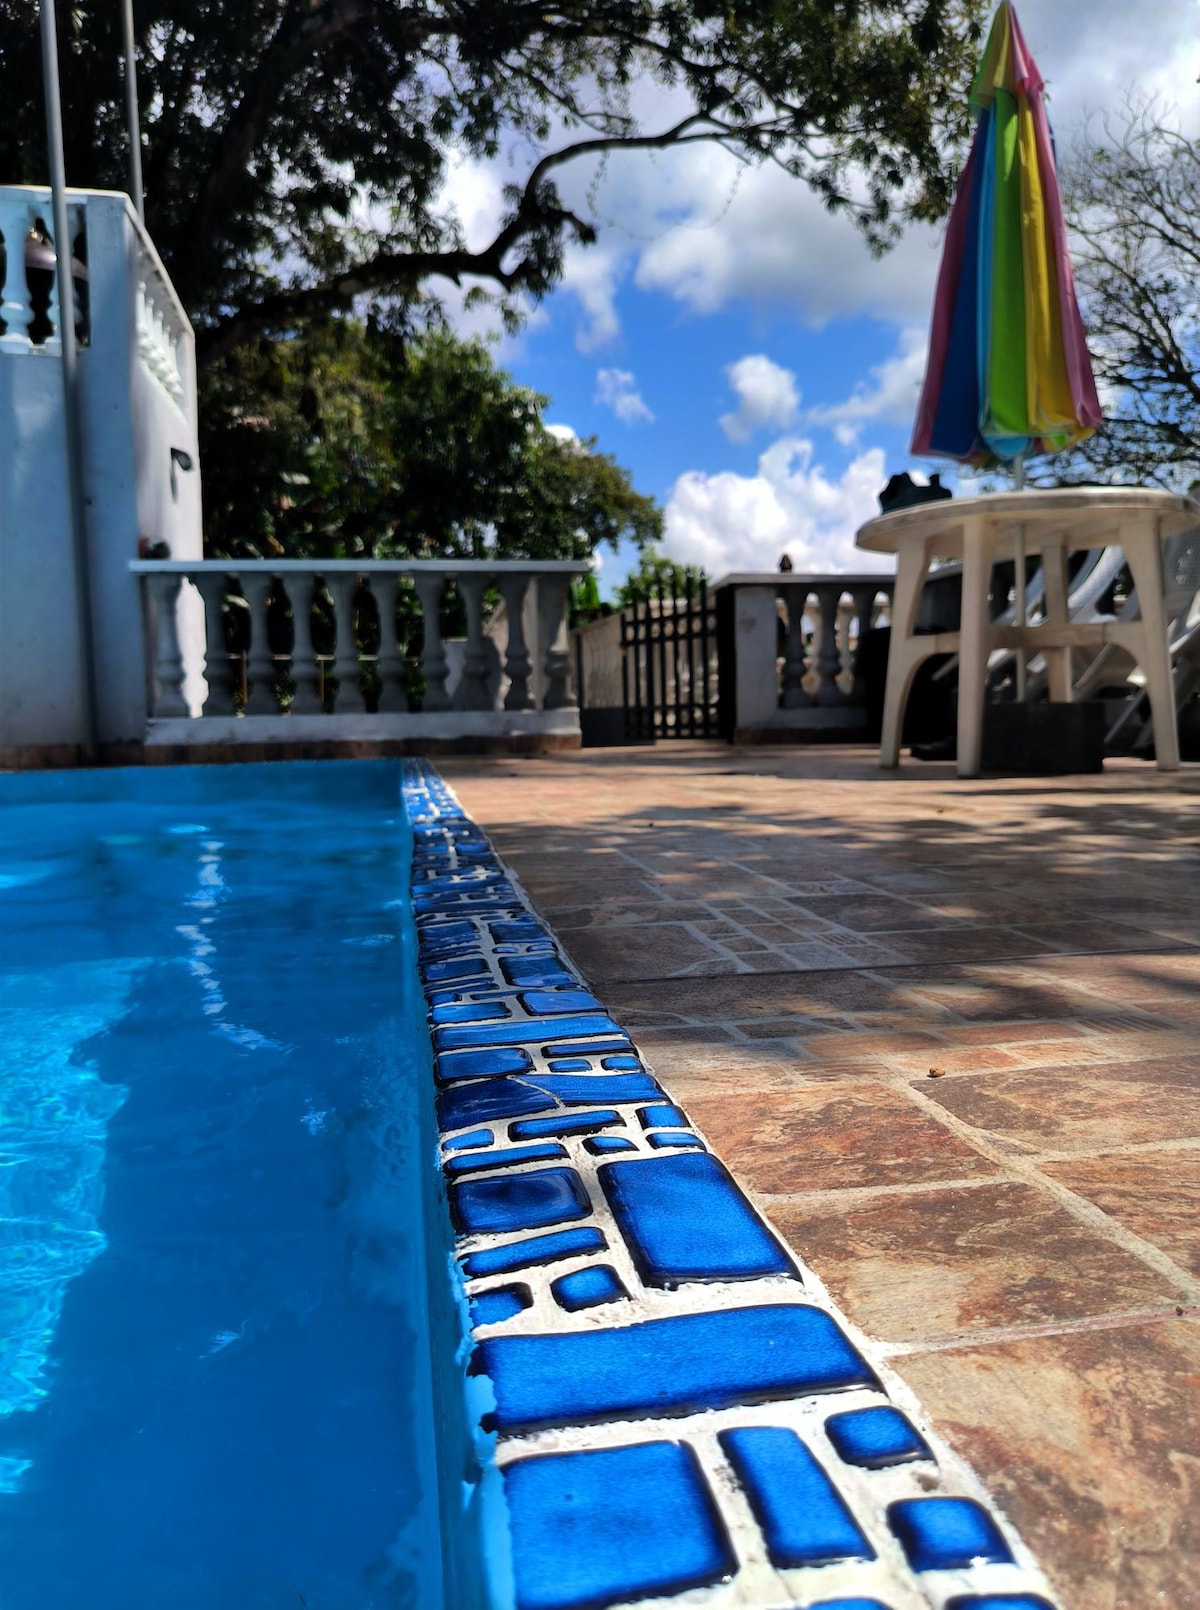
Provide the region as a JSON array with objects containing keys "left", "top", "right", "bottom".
[{"left": 401, "top": 760, "right": 1063, "bottom": 1610}]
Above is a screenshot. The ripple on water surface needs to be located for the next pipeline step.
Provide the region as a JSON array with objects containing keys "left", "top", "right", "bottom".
[{"left": 0, "top": 783, "right": 441, "bottom": 1609}]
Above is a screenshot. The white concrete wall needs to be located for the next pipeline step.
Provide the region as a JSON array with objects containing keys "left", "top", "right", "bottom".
[{"left": 0, "top": 187, "right": 201, "bottom": 749}]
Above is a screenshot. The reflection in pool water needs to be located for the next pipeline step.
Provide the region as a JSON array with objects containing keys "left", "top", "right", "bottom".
[{"left": 0, "top": 766, "right": 445, "bottom": 1609}]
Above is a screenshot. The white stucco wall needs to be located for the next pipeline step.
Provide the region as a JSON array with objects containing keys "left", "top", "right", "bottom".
[{"left": 0, "top": 187, "right": 201, "bottom": 749}]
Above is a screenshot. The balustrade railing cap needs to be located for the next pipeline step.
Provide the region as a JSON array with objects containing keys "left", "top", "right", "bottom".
[
  {"left": 0, "top": 184, "right": 194, "bottom": 339},
  {"left": 129, "top": 557, "right": 592, "bottom": 574},
  {"left": 712, "top": 571, "right": 896, "bottom": 588}
]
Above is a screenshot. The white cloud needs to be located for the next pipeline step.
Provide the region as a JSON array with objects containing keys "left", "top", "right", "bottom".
[
  {"left": 663, "top": 438, "right": 893, "bottom": 578},
  {"left": 808, "top": 329, "right": 928, "bottom": 446},
  {"left": 427, "top": 0, "right": 1196, "bottom": 350},
  {"left": 720, "top": 356, "right": 800, "bottom": 442},
  {"left": 545, "top": 422, "right": 580, "bottom": 444},
  {"left": 595, "top": 368, "right": 655, "bottom": 425}
]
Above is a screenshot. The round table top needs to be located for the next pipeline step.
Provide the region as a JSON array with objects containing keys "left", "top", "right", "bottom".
[{"left": 856, "top": 485, "right": 1200, "bottom": 555}]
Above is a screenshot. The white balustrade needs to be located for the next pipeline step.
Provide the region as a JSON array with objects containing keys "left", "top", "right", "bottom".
[
  {"left": 773, "top": 577, "right": 893, "bottom": 711},
  {"left": 0, "top": 192, "right": 87, "bottom": 350},
  {"left": 130, "top": 560, "right": 589, "bottom": 729}
]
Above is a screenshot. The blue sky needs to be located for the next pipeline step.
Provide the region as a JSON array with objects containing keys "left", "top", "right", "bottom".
[{"left": 443, "top": 0, "right": 1197, "bottom": 595}]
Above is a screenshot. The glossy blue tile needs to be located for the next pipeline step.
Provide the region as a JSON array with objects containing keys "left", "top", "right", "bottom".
[
  {"left": 450, "top": 1166, "right": 592, "bottom": 1237},
  {"left": 434, "top": 1012, "right": 623, "bottom": 1051},
  {"left": 639, "top": 1103, "right": 688, "bottom": 1129},
  {"left": 599, "top": 1152, "right": 796, "bottom": 1286},
  {"left": 436, "top": 1046, "right": 533, "bottom": 1084},
  {"left": 550, "top": 1265, "right": 627, "bottom": 1312},
  {"left": 462, "top": 1227, "right": 608, "bottom": 1279},
  {"left": 719, "top": 1426, "right": 874, "bottom": 1567},
  {"left": 533, "top": 1073, "right": 662, "bottom": 1106},
  {"left": 475, "top": 1304, "right": 876, "bottom": 1434},
  {"left": 825, "top": 1406, "right": 933, "bottom": 1469},
  {"left": 436, "top": 1078, "right": 554, "bottom": 1132},
  {"left": 584, "top": 1136, "right": 638, "bottom": 1155},
  {"left": 501, "top": 959, "right": 577, "bottom": 988},
  {"left": 430, "top": 1000, "right": 512, "bottom": 1025},
  {"left": 489, "top": 918, "right": 548, "bottom": 944},
  {"left": 443, "top": 1127, "right": 494, "bottom": 1152},
  {"left": 418, "top": 919, "right": 477, "bottom": 947},
  {"left": 546, "top": 1058, "right": 592, "bottom": 1073},
  {"left": 444, "top": 1142, "right": 568, "bottom": 1178},
  {"left": 809, "top": 1602, "right": 893, "bottom": 1610},
  {"left": 541, "top": 1037, "right": 632, "bottom": 1058},
  {"left": 601, "top": 1054, "right": 642, "bottom": 1071},
  {"left": 422, "top": 956, "right": 491, "bottom": 982},
  {"left": 520, "top": 989, "right": 603, "bottom": 1016},
  {"left": 944, "top": 1600, "right": 1056, "bottom": 1610},
  {"left": 648, "top": 1132, "right": 705, "bottom": 1150},
  {"left": 509, "top": 1110, "right": 622, "bottom": 1141},
  {"left": 470, "top": 1286, "right": 532, "bottom": 1326},
  {"left": 503, "top": 1441, "right": 735, "bottom": 1610},
  {"left": 889, "top": 1498, "right": 1015, "bottom": 1571}
]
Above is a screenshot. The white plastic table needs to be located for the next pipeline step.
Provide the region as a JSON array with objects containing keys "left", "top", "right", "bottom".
[{"left": 855, "top": 487, "right": 1200, "bottom": 777}]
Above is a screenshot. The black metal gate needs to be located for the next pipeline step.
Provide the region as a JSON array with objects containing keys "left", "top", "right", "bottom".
[{"left": 620, "top": 577, "right": 722, "bottom": 739}]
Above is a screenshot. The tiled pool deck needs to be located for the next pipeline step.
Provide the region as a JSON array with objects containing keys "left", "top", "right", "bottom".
[{"left": 436, "top": 743, "right": 1200, "bottom": 1610}]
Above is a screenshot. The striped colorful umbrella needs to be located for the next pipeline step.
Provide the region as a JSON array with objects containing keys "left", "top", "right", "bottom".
[{"left": 911, "top": 1, "right": 1102, "bottom": 469}]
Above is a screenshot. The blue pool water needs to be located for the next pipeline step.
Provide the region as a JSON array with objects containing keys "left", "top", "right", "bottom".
[{"left": 0, "top": 763, "right": 448, "bottom": 1609}]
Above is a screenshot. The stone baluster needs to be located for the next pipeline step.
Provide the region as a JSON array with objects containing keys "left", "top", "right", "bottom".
[
  {"left": 144, "top": 574, "right": 189, "bottom": 717},
  {"left": 457, "top": 572, "right": 493, "bottom": 710},
  {"left": 67, "top": 202, "right": 87, "bottom": 343},
  {"left": 812, "top": 584, "right": 847, "bottom": 706},
  {"left": 848, "top": 586, "right": 882, "bottom": 706},
  {"left": 499, "top": 573, "right": 533, "bottom": 711},
  {"left": 192, "top": 572, "right": 232, "bottom": 714},
  {"left": 326, "top": 573, "right": 363, "bottom": 712},
  {"left": 541, "top": 576, "right": 575, "bottom": 709},
  {"left": 240, "top": 572, "right": 279, "bottom": 714},
  {"left": 375, "top": 578, "right": 410, "bottom": 712},
  {"left": 0, "top": 200, "right": 30, "bottom": 347},
  {"left": 38, "top": 217, "right": 62, "bottom": 347},
  {"left": 780, "top": 585, "right": 812, "bottom": 708},
  {"left": 287, "top": 572, "right": 323, "bottom": 714},
  {"left": 836, "top": 597, "right": 856, "bottom": 687},
  {"left": 413, "top": 572, "right": 451, "bottom": 711}
]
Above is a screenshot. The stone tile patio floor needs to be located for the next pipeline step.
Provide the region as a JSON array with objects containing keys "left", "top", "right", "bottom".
[{"left": 442, "top": 742, "right": 1200, "bottom": 1610}]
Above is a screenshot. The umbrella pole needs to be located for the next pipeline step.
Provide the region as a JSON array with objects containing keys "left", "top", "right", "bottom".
[{"left": 1013, "top": 454, "right": 1027, "bottom": 702}]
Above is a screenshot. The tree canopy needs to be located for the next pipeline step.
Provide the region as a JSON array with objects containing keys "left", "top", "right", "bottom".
[
  {"left": 1049, "top": 106, "right": 1200, "bottom": 490},
  {"left": 0, "top": 0, "right": 984, "bottom": 365},
  {"left": 199, "top": 321, "right": 662, "bottom": 559}
]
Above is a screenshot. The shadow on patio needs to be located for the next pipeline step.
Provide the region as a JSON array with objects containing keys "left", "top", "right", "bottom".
[{"left": 442, "top": 742, "right": 1200, "bottom": 1610}]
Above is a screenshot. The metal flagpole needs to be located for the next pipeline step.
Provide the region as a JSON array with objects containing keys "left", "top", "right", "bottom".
[
  {"left": 39, "top": 0, "right": 99, "bottom": 760},
  {"left": 119, "top": 0, "right": 145, "bottom": 219}
]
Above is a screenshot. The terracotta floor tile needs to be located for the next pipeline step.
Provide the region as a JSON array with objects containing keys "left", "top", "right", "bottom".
[
  {"left": 894, "top": 1320, "right": 1200, "bottom": 1610},
  {"left": 605, "top": 969, "right": 914, "bottom": 1022},
  {"left": 1010, "top": 920, "right": 1180, "bottom": 955},
  {"left": 787, "top": 894, "right": 971, "bottom": 932},
  {"left": 794, "top": 1029, "right": 946, "bottom": 1061},
  {"left": 538, "top": 900, "right": 718, "bottom": 930},
  {"left": 1041, "top": 1151, "right": 1200, "bottom": 1278},
  {"left": 873, "top": 927, "right": 1060, "bottom": 964},
  {"left": 686, "top": 1082, "right": 998, "bottom": 1194},
  {"left": 770, "top": 1181, "right": 1178, "bottom": 1342},
  {"left": 919, "top": 1056, "right": 1200, "bottom": 1152},
  {"left": 560, "top": 922, "right": 727, "bottom": 984},
  {"left": 888, "top": 1045, "right": 1021, "bottom": 1075},
  {"left": 936, "top": 1020, "right": 1088, "bottom": 1046}
]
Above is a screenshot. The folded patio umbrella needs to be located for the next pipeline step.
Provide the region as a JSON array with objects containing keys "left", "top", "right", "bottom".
[{"left": 910, "top": 1, "right": 1102, "bottom": 468}]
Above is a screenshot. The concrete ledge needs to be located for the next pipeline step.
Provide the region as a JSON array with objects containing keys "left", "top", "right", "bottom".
[{"left": 145, "top": 710, "right": 579, "bottom": 746}]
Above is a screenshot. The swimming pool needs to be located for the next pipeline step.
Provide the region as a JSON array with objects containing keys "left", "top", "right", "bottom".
[
  {"left": 0, "top": 756, "right": 1062, "bottom": 1610},
  {"left": 0, "top": 761, "right": 458, "bottom": 1610}
]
